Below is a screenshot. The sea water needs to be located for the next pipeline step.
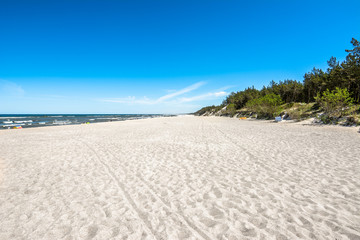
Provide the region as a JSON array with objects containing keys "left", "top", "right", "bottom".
[{"left": 0, "top": 114, "right": 173, "bottom": 129}]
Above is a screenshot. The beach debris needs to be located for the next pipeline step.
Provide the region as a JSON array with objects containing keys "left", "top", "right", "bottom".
[
  {"left": 239, "top": 117, "right": 247, "bottom": 120},
  {"left": 275, "top": 116, "right": 282, "bottom": 122},
  {"left": 13, "top": 125, "right": 22, "bottom": 129},
  {"left": 282, "top": 112, "right": 290, "bottom": 120}
]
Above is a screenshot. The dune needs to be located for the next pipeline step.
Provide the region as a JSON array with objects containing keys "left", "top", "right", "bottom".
[{"left": 0, "top": 116, "right": 359, "bottom": 239}]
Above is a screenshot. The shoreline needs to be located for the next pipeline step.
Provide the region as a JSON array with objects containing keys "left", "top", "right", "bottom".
[
  {"left": 0, "top": 114, "right": 176, "bottom": 130},
  {"left": 2, "top": 114, "right": 359, "bottom": 133}
]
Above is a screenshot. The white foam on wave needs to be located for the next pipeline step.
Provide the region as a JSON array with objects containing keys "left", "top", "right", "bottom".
[
  {"left": 14, "top": 120, "right": 33, "bottom": 123},
  {"left": 96, "top": 118, "right": 119, "bottom": 120},
  {"left": 0, "top": 117, "right": 28, "bottom": 119}
]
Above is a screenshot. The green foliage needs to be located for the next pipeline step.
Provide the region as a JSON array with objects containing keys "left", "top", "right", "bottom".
[
  {"left": 286, "top": 102, "right": 318, "bottom": 120},
  {"left": 315, "top": 87, "right": 354, "bottom": 117},
  {"left": 246, "top": 93, "right": 283, "bottom": 118},
  {"left": 225, "top": 103, "right": 237, "bottom": 116},
  {"left": 223, "top": 87, "right": 260, "bottom": 109},
  {"left": 320, "top": 115, "right": 333, "bottom": 124},
  {"left": 345, "top": 115, "right": 360, "bottom": 125},
  {"left": 266, "top": 80, "right": 304, "bottom": 102},
  {"left": 194, "top": 37, "right": 360, "bottom": 123}
]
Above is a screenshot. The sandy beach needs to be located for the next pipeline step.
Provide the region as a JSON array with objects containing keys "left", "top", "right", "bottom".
[{"left": 0, "top": 116, "right": 359, "bottom": 240}]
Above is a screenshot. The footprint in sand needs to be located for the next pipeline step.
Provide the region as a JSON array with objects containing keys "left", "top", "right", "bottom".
[
  {"left": 80, "top": 224, "right": 98, "bottom": 239},
  {"left": 87, "top": 225, "right": 98, "bottom": 239},
  {"left": 200, "top": 217, "right": 218, "bottom": 228},
  {"left": 238, "top": 222, "right": 257, "bottom": 237},
  {"left": 208, "top": 206, "right": 224, "bottom": 219},
  {"left": 249, "top": 217, "right": 267, "bottom": 229},
  {"left": 211, "top": 186, "right": 222, "bottom": 198}
]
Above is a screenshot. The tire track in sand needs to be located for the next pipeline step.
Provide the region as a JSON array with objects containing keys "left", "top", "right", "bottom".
[
  {"left": 209, "top": 121, "right": 326, "bottom": 193},
  {"left": 208, "top": 121, "right": 286, "bottom": 177},
  {"left": 95, "top": 141, "right": 214, "bottom": 240},
  {"left": 76, "top": 139, "right": 160, "bottom": 240}
]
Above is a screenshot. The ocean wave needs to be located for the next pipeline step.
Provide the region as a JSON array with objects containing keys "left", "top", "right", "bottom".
[
  {"left": 0, "top": 117, "right": 28, "bottom": 119},
  {"left": 96, "top": 118, "right": 119, "bottom": 120},
  {"left": 14, "top": 120, "right": 33, "bottom": 123}
]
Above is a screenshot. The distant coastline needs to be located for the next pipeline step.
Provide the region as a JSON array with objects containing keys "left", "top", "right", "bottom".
[{"left": 0, "top": 114, "right": 175, "bottom": 129}]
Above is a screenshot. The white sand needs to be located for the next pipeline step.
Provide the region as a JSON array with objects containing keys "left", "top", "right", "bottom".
[{"left": 0, "top": 116, "right": 359, "bottom": 240}]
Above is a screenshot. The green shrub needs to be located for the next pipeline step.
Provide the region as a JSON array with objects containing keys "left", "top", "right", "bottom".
[
  {"left": 315, "top": 87, "right": 354, "bottom": 117},
  {"left": 286, "top": 102, "right": 318, "bottom": 120},
  {"left": 320, "top": 115, "right": 333, "bottom": 124},
  {"left": 288, "top": 109, "right": 301, "bottom": 120},
  {"left": 246, "top": 93, "right": 283, "bottom": 118},
  {"left": 225, "top": 103, "right": 237, "bottom": 116}
]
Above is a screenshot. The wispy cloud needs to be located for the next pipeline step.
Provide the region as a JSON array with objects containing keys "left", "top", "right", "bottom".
[
  {"left": 0, "top": 80, "right": 25, "bottom": 96},
  {"left": 100, "top": 81, "right": 206, "bottom": 104},
  {"left": 102, "top": 96, "right": 153, "bottom": 104},
  {"left": 156, "top": 81, "right": 205, "bottom": 102},
  {"left": 179, "top": 91, "right": 228, "bottom": 103},
  {"left": 99, "top": 81, "right": 229, "bottom": 108}
]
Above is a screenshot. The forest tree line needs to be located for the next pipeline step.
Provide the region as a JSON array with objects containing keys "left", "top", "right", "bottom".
[{"left": 195, "top": 38, "right": 360, "bottom": 116}]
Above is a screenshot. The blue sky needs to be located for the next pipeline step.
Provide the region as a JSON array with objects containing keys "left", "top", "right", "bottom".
[{"left": 1, "top": 0, "right": 359, "bottom": 114}]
